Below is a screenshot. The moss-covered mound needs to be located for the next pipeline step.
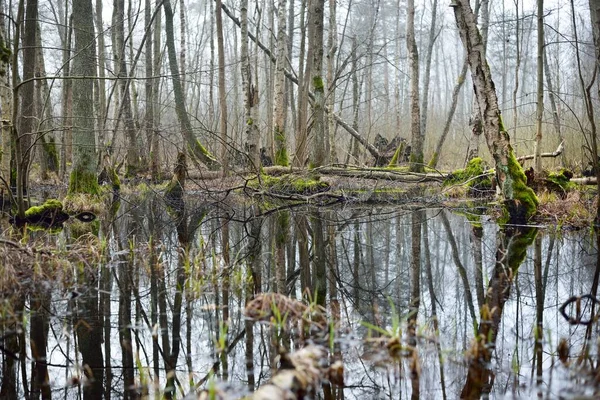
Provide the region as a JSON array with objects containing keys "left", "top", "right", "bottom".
[
  {"left": 545, "top": 169, "right": 575, "bottom": 196},
  {"left": 249, "top": 174, "right": 330, "bottom": 196},
  {"left": 444, "top": 157, "right": 494, "bottom": 197},
  {"left": 24, "top": 199, "right": 69, "bottom": 225}
]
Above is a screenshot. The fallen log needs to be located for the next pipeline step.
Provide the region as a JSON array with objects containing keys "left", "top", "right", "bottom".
[
  {"left": 571, "top": 177, "right": 597, "bottom": 185},
  {"left": 315, "top": 166, "right": 446, "bottom": 183}
]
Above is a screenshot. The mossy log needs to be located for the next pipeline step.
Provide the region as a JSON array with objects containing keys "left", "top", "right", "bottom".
[
  {"left": 10, "top": 199, "right": 96, "bottom": 228},
  {"left": 315, "top": 166, "right": 445, "bottom": 182}
]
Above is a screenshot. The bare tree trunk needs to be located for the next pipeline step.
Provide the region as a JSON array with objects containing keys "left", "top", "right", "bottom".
[
  {"left": 533, "top": 0, "right": 544, "bottom": 172},
  {"left": 326, "top": 0, "right": 337, "bottom": 163},
  {"left": 179, "top": 0, "right": 186, "bottom": 95},
  {"left": 152, "top": 0, "right": 162, "bottom": 178},
  {"left": 452, "top": 0, "right": 538, "bottom": 223},
  {"left": 512, "top": 0, "right": 522, "bottom": 148},
  {"left": 585, "top": 0, "right": 600, "bottom": 221},
  {"left": 350, "top": 37, "right": 360, "bottom": 164},
  {"left": 146, "top": 0, "right": 157, "bottom": 180},
  {"left": 69, "top": 0, "right": 99, "bottom": 195},
  {"left": 0, "top": 0, "right": 10, "bottom": 187},
  {"left": 240, "top": 0, "right": 259, "bottom": 170},
  {"left": 113, "top": 0, "right": 140, "bottom": 175},
  {"left": 17, "top": 0, "right": 37, "bottom": 210},
  {"left": 420, "top": 0, "right": 439, "bottom": 137},
  {"left": 543, "top": 43, "right": 565, "bottom": 166},
  {"left": 215, "top": 0, "right": 228, "bottom": 175},
  {"left": 163, "top": 0, "right": 220, "bottom": 169},
  {"left": 429, "top": 60, "right": 467, "bottom": 168},
  {"left": 294, "top": 0, "right": 309, "bottom": 167},
  {"left": 60, "top": 7, "right": 72, "bottom": 180},
  {"left": 95, "top": 0, "right": 107, "bottom": 147},
  {"left": 308, "top": 0, "right": 326, "bottom": 167},
  {"left": 466, "top": 0, "right": 487, "bottom": 163},
  {"left": 407, "top": 0, "right": 423, "bottom": 172},
  {"left": 273, "top": 0, "right": 289, "bottom": 166}
]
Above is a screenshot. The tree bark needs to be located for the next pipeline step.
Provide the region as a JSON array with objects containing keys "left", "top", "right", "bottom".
[
  {"left": 273, "top": 0, "right": 289, "bottom": 166},
  {"left": 452, "top": 0, "right": 538, "bottom": 223},
  {"left": 69, "top": 0, "right": 99, "bottom": 194},
  {"left": 407, "top": 0, "right": 423, "bottom": 173},
  {"left": 215, "top": 0, "right": 228, "bottom": 175},
  {"left": 533, "top": 0, "right": 544, "bottom": 172},
  {"left": 307, "top": 0, "right": 325, "bottom": 168},
  {"left": 17, "top": 0, "right": 37, "bottom": 209}
]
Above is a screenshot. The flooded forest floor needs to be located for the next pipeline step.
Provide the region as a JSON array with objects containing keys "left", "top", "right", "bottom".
[{"left": 1, "top": 166, "right": 600, "bottom": 399}]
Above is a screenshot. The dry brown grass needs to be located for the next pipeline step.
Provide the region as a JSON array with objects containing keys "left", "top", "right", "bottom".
[{"left": 536, "top": 190, "right": 595, "bottom": 227}]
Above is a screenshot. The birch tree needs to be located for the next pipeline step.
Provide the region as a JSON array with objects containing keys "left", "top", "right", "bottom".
[{"left": 451, "top": 0, "right": 538, "bottom": 223}]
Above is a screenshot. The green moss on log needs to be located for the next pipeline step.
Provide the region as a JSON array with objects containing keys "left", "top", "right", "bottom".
[
  {"left": 445, "top": 157, "right": 492, "bottom": 189},
  {"left": 25, "top": 199, "right": 63, "bottom": 219},
  {"left": 249, "top": 174, "right": 330, "bottom": 196}
]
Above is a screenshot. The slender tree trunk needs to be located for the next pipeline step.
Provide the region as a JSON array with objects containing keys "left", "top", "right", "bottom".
[
  {"left": 145, "top": 0, "right": 157, "bottom": 179},
  {"left": 60, "top": 7, "right": 72, "bottom": 180},
  {"left": 512, "top": 0, "right": 522, "bottom": 148},
  {"left": 152, "top": 0, "right": 162, "bottom": 177},
  {"left": 586, "top": 0, "right": 600, "bottom": 221},
  {"left": 17, "top": 0, "right": 37, "bottom": 209},
  {"left": 164, "top": 0, "right": 220, "bottom": 170},
  {"left": 179, "top": 0, "right": 186, "bottom": 94},
  {"left": 113, "top": 0, "right": 140, "bottom": 175},
  {"left": 420, "top": 0, "right": 439, "bottom": 137},
  {"left": 308, "top": 0, "right": 325, "bottom": 167},
  {"left": 533, "top": 0, "right": 544, "bottom": 172},
  {"left": 543, "top": 43, "right": 565, "bottom": 166},
  {"left": 326, "top": 0, "right": 337, "bottom": 163},
  {"left": 294, "top": 0, "right": 309, "bottom": 167},
  {"left": 0, "top": 0, "right": 10, "bottom": 187},
  {"left": 240, "top": 0, "right": 259, "bottom": 170},
  {"left": 452, "top": 0, "right": 538, "bottom": 223},
  {"left": 466, "top": 0, "right": 487, "bottom": 163},
  {"left": 215, "top": 0, "right": 228, "bottom": 175},
  {"left": 407, "top": 0, "right": 423, "bottom": 172},
  {"left": 95, "top": 0, "right": 107, "bottom": 147},
  {"left": 273, "top": 0, "right": 289, "bottom": 166}
]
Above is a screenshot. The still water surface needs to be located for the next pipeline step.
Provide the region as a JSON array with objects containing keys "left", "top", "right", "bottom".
[{"left": 1, "top": 192, "right": 598, "bottom": 399}]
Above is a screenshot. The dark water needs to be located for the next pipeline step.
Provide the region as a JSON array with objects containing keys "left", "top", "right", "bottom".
[{"left": 1, "top": 191, "right": 599, "bottom": 399}]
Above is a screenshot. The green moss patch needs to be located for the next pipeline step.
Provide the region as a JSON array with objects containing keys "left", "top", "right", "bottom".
[
  {"left": 545, "top": 169, "right": 575, "bottom": 194},
  {"left": 444, "top": 157, "right": 494, "bottom": 197},
  {"left": 249, "top": 174, "right": 330, "bottom": 196}
]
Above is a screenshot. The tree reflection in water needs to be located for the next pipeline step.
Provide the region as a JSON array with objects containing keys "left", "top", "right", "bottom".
[{"left": 0, "top": 194, "right": 598, "bottom": 398}]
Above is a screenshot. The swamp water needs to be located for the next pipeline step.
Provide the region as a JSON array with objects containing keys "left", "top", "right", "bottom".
[{"left": 1, "top": 191, "right": 599, "bottom": 399}]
